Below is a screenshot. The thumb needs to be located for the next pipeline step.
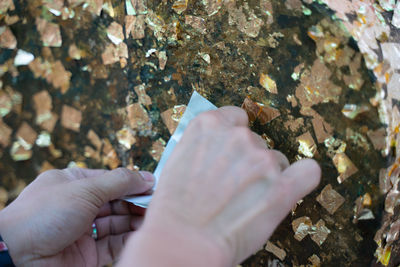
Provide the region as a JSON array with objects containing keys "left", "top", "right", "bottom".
[{"left": 77, "top": 168, "right": 155, "bottom": 207}]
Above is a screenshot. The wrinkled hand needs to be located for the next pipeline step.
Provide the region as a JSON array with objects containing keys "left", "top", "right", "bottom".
[
  {"left": 119, "top": 107, "right": 321, "bottom": 267},
  {"left": 0, "top": 168, "right": 154, "bottom": 266}
]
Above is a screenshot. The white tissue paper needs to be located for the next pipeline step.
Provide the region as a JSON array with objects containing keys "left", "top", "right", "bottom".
[{"left": 125, "top": 91, "right": 217, "bottom": 208}]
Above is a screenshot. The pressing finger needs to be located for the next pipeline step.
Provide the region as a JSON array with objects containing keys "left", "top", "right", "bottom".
[{"left": 216, "top": 106, "right": 249, "bottom": 127}]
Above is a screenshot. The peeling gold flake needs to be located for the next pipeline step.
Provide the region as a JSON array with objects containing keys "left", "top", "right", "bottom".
[
  {"left": 296, "top": 131, "right": 317, "bottom": 158},
  {"left": 292, "top": 216, "right": 312, "bottom": 241},
  {"left": 172, "top": 0, "right": 188, "bottom": 14},
  {"left": 259, "top": 73, "right": 277, "bottom": 94}
]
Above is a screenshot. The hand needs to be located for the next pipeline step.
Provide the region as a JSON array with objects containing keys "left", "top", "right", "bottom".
[
  {"left": 0, "top": 167, "right": 155, "bottom": 266},
  {"left": 119, "top": 107, "right": 321, "bottom": 266}
]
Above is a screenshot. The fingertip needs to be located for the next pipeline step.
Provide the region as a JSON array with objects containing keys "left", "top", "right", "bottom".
[
  {"left": 217, "top": 106, "right": 249, "bottom": 126},
  {"left": 283, "top": 159, "right": 321, "bottom": 193}
]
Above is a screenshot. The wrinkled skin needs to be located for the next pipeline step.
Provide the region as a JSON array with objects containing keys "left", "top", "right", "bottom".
[
  {"left": 118, "top": 107, "right": 321, "bottom": 266},
  {"left": 0, "top": 107, "right": 320, "bottom": 267},
  {"left": 0, "top": 168, "right": 155, "bottom": 266}
]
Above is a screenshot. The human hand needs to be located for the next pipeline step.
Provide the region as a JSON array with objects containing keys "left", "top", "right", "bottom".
[
  {"left": 119, "top": 107, "right": 321, "bottom": 267},
  {"left": 0, "top": 167, "right": 154, "bottom": 266}
]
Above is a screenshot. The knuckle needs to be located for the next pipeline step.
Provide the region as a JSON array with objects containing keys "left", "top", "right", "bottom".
[
  {"left": 262, "top": 151, "right": 279, "bottom": 168},
  {"left": 196, "top": 111, "right": 220, "bottom": 126},
  {"left": 232, "top": 127, "right": 253, "bottom": 143},
  {"left": 111, "top": 168, "right": 132, "bottom": 181}
]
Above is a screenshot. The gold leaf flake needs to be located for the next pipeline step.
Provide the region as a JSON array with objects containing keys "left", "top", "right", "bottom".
[
  {"left": 0, "top": 119, "right": 12, "bottom": 147},
  {"left": 0, "top": 26, "right": 16, "bottom": 49},
  {"left": 16, "top": 122, "right": 37, "bottom": 149},
  {"left": 185, "top": 15, "right": 207, "bottom": 34},
  {"left": 125, "top": 15, "right": 146, "bottom": 39},
  {"left": 0, "top": 0, "right": 15, "bottom": 14},
  {"left": 158, "top": 51, "right": 167, "bottom": 70},
  {"left": 126, "top": 0, "right": 147, "bottom": 15},
  {"left": 0, "top": 90, "right": 12, "bottom": 117},
  {"left": 102, "top": 138, "right": 120, "bottom": 169},
  {"left": 316, "top": 184, "right": 345, "bottom": 215},
  {"left": 134, "top": 84, "right": 152, "bottom": 106},
  {"left": 259, "top": 73, "right": 277, "bottom": 94},
  {"left": 367, "top": 128, "right": 387, "bottom": 151},
  {"left": 48, "top": 61, "right": 71, "bottom": 93},
  {"left": 265, "top": 241, "right": 286, "bottom": 261},
  {"left": 161, "top": 105, "right": 186, "bottom": 135},
  {"left": 292, "top": 216, "right": 313, "bottom": 241},
  {"left": 202, "top": 0, "right": 223, "bottom": 16},
  {"left": 35, "top": 18, "right": 62, "bottom": 47},
  {"left": 102, "top": 43, "right": 128, "bottom": 65},
  {"left": 107, "top": 22, "right": 124, "bottom": 45},
  {"left": 116, "top": 127, "right": 136, "bottom": 150},
  {"left": 310, "top": 219, "right": 331, "bottom": 246},
  {"left": 10, "top": 142, "right": 32, "bottom": 161},
  {"left": 61, "top": 105, "right": 82, "bottom": 132},
  {"left": 87, "top": 130, "right": 102, "bottom": 151},
  {"left": 341, "top": 104, "right": 369, "bottom": 119},
  {"left": 150, "top": 138, "right": 166, "bottom": 161},
  {"left": 68, "top": 44, "right": 82, "bottom": 60},
  {"left": 333, "top": 153, "right": 358, "bottom": 183},
  {"left": 172, "top": 0, "right": 188, "bottom": 14},
  {"left": 127, "top": 103, "right": 152, "bottom": 132},
  {"left": 296, "top": 131, "right": 317, "bottom": 158}
]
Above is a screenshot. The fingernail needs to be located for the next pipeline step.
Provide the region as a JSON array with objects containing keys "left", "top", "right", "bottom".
[{"left": 139, "top": 171, "right": 155, "bottom": 182}]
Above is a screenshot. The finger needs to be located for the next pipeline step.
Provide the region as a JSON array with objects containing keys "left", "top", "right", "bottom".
[
  {"left": 251, "top": 131, "right": 268, "bottom": 149},
  {"left": 97, "top": 200, "right": 146, "bottom": 217},
  {"left": 63, "top": 168, "right": 109, "bottom": 180},
  {"left": 78, "top": 168, "right": 155, "bottom": 207},
  {"left": 215, "top": 106, "right": 249, "bottom": 127},
  {"left": 95, "top": 215, "right": 142, "bottom": 239},
  {"left": 279, "top": 159, "right": 321, "bottom": 205},
  {"left": 96, "top": 232, "right": 132, "bottom": 266},
  {"left": 265, "top": 149, "right": 290, "bottom": 172}
]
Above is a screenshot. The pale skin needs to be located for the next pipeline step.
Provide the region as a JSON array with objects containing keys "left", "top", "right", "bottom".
[{"left": 0, "top": 106, "right": 321, "bottom": 266}]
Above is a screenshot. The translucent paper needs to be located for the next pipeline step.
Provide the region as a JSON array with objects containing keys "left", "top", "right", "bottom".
[{"left": 125, "top": 91, "right": 217, "bottom": 207}]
